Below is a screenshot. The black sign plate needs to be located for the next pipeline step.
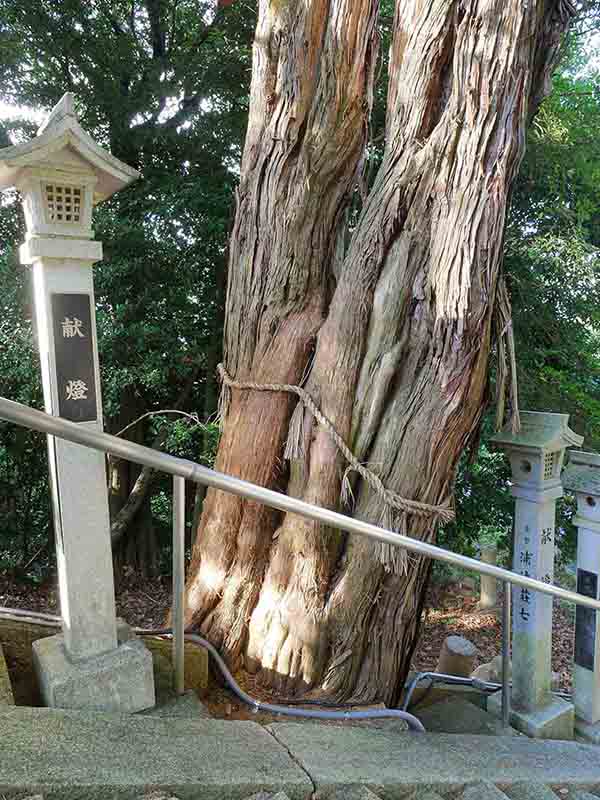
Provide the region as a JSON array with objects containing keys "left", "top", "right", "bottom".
[
  {"left": 575, "top": 569, "right": 598, "bottom": 671},
  {"left": 51, "top": 293, "right": 97, "bottom": 423}
]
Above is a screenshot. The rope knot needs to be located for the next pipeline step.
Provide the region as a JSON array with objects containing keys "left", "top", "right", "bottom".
[{"left": 217, "top": 362, "right": 455, "bottom": 558}]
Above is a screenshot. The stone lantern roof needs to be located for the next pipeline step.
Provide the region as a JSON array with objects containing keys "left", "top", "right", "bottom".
[
  {"left": 563, "top": 451, "right": 600, "bottom": 495},
  {"left": 491, "top": 411, "right": 583, "bottom": 454},
  {"left": 0, "top": 93, "right": 139, "bottom": 201}
]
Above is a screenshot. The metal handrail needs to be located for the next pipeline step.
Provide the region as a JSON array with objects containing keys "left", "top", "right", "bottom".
[
  {"left": 0, "top": 393, "right": 594, "bottom": 729},
  {"left": 1, "top": 395, "right": 596, "bottom": 611}
]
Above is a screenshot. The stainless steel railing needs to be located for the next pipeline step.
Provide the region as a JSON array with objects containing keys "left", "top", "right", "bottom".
[{"left": 1, "top": 394, "right": 598, "bottom": 727}]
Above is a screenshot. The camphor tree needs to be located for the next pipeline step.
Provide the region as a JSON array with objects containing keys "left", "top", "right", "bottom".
[{"left": 183, "top": 0, "right": 578, "bottom": 703}]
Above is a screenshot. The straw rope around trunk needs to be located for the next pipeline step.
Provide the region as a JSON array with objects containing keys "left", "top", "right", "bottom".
[{"left": 216, "top": 363, "right": 454, "bottom": 529}]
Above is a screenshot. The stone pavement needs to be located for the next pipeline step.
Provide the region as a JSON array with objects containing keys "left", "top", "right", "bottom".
[
  {"left": 9, "top": 783, "right": 600, "bottom": 800},
  {"left": 3, "top": 707, "right": 600, "bottom": 799}
]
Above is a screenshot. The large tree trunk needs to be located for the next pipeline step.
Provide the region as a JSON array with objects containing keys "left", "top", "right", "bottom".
[
  {"left": 184, "top": 0, "right": 380, "bottom": 658},
  {"left": 185, "top": 0, "right": 573, "bottom": 702}
]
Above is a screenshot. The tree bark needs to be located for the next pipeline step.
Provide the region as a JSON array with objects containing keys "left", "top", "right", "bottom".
[{"left": 185, "top": 0, "right": 574, "bottom": 702}]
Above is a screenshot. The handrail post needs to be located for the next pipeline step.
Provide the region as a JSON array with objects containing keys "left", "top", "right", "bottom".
[
  {"left": 172, "top": 476, "right": 186, "bottom": 695},
  {"left": 502, "top": 579, "right": 511, "bottom": 729}
]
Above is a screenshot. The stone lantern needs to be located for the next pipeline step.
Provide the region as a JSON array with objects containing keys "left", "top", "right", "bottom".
[
  {"left": 0, "top": 94, "right": 155, "bottom": 712},
  {"left": 563, "top": 450, "right": 600, "bottom": 742},
  {"left": 488, "top": 412, "right": 582, "bottom": 739}
]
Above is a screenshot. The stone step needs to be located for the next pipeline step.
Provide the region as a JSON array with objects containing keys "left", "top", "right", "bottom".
[
  {"left": 502, "top": 783, "right": 560, "bottom": 800},
  {"left": 460, "top": 783, "right": 511, "bottom": 800},
  {"left": 4, "top": 708, "right": 600, "bottom": 799},
  {"left": 268, "top": 723, "right": 600, "bottom": 795},
  {"left": 416, "top": 697, "right": 518, "bottom": 736},
  {"left": 0, "top": 707, "right": 313, "bottom": 799},
  {"left": 243, "top": 794, "right": 292, "bottom": 800}
]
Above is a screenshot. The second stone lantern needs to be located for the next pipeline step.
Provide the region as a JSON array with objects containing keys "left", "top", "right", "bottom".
[{"left": 488, "top": 412, "right": 583, "bottom": 739}]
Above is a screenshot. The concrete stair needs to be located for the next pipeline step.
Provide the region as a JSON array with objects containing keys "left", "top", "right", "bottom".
[
  {"left": 3, "top": 708, "right": 600, "bottom": 799},
  {"left": 16, "top": 793, "right": 600, "bottom": 800}
]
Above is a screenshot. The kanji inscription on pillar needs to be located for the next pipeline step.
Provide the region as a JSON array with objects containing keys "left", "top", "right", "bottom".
[
  {"left": 575, "top": 569, "right": 598, "bottom": 671},
  {"left": 51, "top": 293, "right": 97, "bottom": 422},
  {"left": 513, "top": 522, "right": 554, "bottom": 636}
]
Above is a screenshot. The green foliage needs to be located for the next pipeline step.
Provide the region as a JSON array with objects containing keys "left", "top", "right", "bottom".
[
  {"left": 508, "top": 231, "right": 600, "bottom": 446},
  {"left": 146, "top": 415, "right": 220, "bottom": 571},
  {"left": 439, "top": 434, "right": 513, "bottom": 560}
]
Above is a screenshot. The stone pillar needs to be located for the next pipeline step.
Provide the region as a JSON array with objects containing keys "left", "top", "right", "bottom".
[
  {"left": 25, "top": 237, "right": 117, "bottom": 660},
  {"left": 487, "top": 412, "right": 582, "bottom": 739},
  {"left": 479, "top": 544, "right": 498, "bottom": 610},
  {"left": 0, "top": 94, "right": 155, "bottom": 712},
  {"left": 563, "top": 451, "right": 600, "bottom": 743}
]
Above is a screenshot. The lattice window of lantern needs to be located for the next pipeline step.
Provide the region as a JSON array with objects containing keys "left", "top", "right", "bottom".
[
  {"left": 45, "top": 184, "right": 82, "bottom": 224},
  {"left": 543, "top": 452, "right": 557, "bottom": 480}
]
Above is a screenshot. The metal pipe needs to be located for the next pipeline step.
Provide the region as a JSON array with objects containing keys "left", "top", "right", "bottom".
[
  {"left": 2, "top": 395, "right": 600, "bottom": 612},
  {"left": 502, "top": 580, "right": 511, "bottom": 729},
  {"left": 172, "top": 476, "right": 186, "bottom": 696},
  {"left": 401, "top": 671, "right": 498, "bottom": 711},
  {"left": 151, "top": 631, "right": 427, "bottom": 732}
]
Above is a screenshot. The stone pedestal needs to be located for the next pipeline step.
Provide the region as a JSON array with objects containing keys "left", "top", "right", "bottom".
[
  {"left": 488, "top": 412, "right": 582, "bottom": 739},
  {"left": 563, "top": 451, "right": 600, "bottom": 744},
  {"left": 33, "top": 623, "right": 155, "bottom": 713},
  {"left": 0, "top": 94, "right": 155, "bottom": 712},
  {"left": 487, "top": 690, "right": 574, "bottom": 739},
  {"left": 479, "top": 544, "right": 498, "bottom": 610}
]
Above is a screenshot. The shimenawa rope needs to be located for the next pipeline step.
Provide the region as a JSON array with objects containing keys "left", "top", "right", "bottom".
[{"left": 217, "top": 363, "right": 454, "bottom": 528}]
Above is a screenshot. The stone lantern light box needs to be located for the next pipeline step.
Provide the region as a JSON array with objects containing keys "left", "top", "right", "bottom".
[
  {"left": 564, "top": 450, "right": 600, "bottom": 522},
  {"left": 492, "top": 411, "right": 584, "bottom": 490},
  {"left": 0, "top": 93, "right": 137, "bottom": 240}
]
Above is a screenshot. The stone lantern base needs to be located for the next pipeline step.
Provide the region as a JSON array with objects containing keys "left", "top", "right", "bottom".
[
  {"left": 488, "top": 691, "right": 574, "bottom": 740},
  {"left": 32, "top": 622, "right": 155, "bottom": 713}
]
